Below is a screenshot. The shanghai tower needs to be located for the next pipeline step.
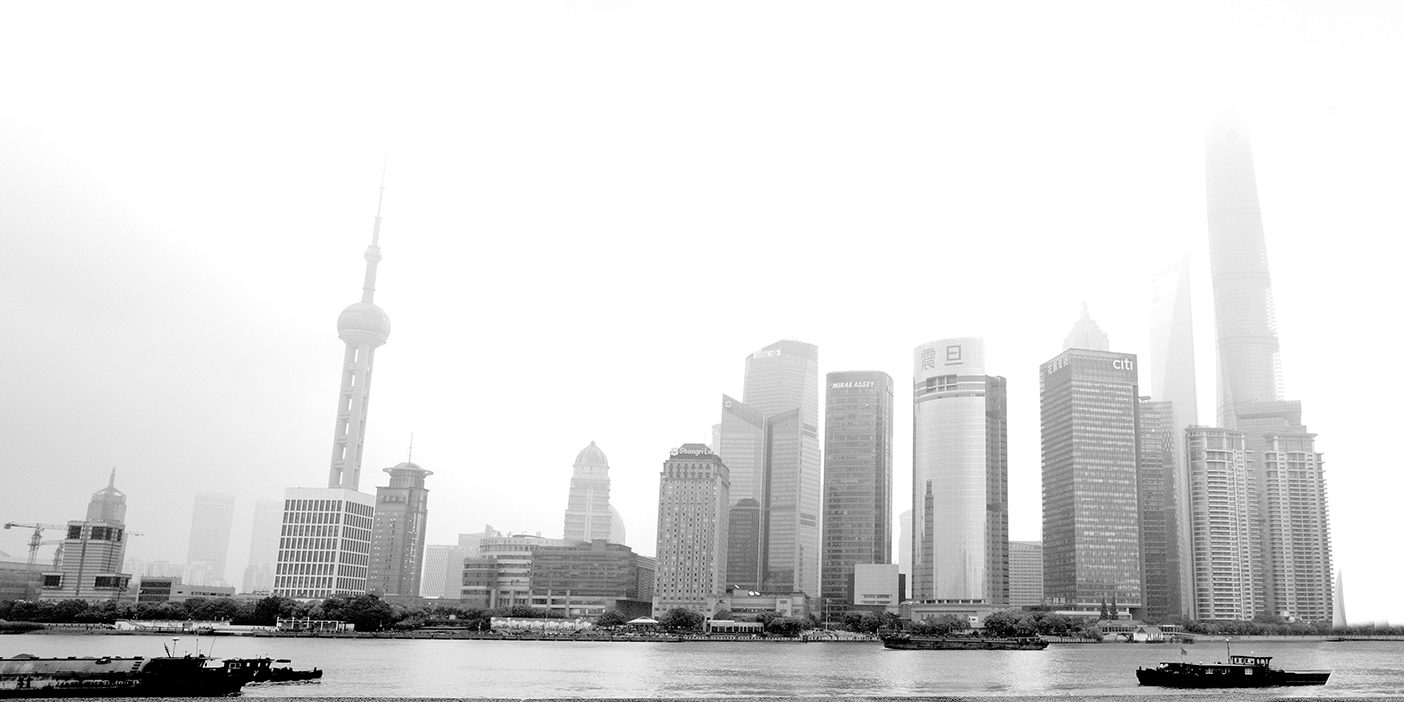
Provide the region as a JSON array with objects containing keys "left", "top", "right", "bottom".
[
  {"left": 1204, "top": 117, "right": 1332, "bottom": 623},
  {"left": 1205, "top": 119, "right": 1281, "bottom": 428}
]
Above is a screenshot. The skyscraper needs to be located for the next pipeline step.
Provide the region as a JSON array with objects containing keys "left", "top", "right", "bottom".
[
  {"left": 563, "top": 442, "right": 615, "bottom": 543},
  {"left": 912, "top": 339, "right": 1007, "bottom": 604},
  {"left": 185, "top": 492, "right": 235, "bottom": 586},
  {"left": 1148, "top": 258, "right": 1199, "bottom": 618},
  {"left": 1008, "top": 540, "right": 1044, "bottom": 608},
  {"left": 1205, "top": 119, "right": 1281, "bottom": 428},
  {"left": 1185, "top": 427, "right": 1261, "bottom": 621},
  {"left": 717, "top": 395, "right": 765, "bottom": 590},
  {"left": 820, "top": 370, "right": 894, "bottom": 618},
  {"left": 1064, "top": 304, "right": 1110, "bottom": 352},
  {"left": 241, "top": 499, "right": 282, "bottom": 594},
  {"left": 42, "top": 472, "right": 131, "bottom": 601},
  {"left": 274, "top": 180, "right": 392, "bottom": 600},
  {"left": 367, "top": 461, "right": 432, "bottom": 596},
  {"left": 1206, "top": 118, "right": 1332, "bottom": 622},
  {"left": 652, "top": 444, "right": 729, "bottom": 617},
  {"left": 744, "top": 340, "right": 821, "bottom": 596},
  {"left": 1041, "top": 337, "right": 1142, "bottom": 611},
  {"left": 1136, "top": 399, "right": 1182, "bottom": 621}
]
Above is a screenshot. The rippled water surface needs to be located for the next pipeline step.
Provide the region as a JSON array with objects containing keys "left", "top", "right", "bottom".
[{"left": 4, "top": 634, "right": 1402, "bottom": 698}]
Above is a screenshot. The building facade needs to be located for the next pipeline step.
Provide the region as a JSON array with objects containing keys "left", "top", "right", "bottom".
[
  {"left": 527, "top": 540, "right": 653, "bottom": 617},
  {"left": 1041, "top": 345, "right": 1142, "bottom": 611},
  {"left": 271, "top": 488, "right": 375, "bottom": 599},
  {"left": 563, "top": 442, "right": 616, "bottom": 544},
  {"left": 820, "top": 370, "right": 894, "bottom": 619},
  {"left": 1137, "top": 399, "right": 1182, "bottom": 621},
  {"left": 367, "top": 461, "right": 432, "bottom": 597},
  {"left": 42, "top": 473, "right": 131, "bottom": 601},
  {"left": 1185, "top": 427, "right": 1261, "bottom": 621},
  {"left": 1261, "top": 432, "right": 1332, "bottom": 623},
  {"left": 185, "top": 492, "right": 235, "bottom": 586},
  {"left": 912, "top": 339, "right": 1008, "bottom": 605},
  {"left": 1008, "top": 540, "right": 1043, "bottom": 607},
  {"left": 459, "top": 533, "right": 575, "bottom": 609},
  {"left": 652, "top": 444, "right": 729, "bottom": 617}
]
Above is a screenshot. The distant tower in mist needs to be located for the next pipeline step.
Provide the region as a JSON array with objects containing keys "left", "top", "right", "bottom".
[
  {"left": 563, "top": 442, "right": 620, "bottom": 543},
  {"left": 1205, "top": 117, "right": 1332, "bottom": 622},
  {"left": 1148, "top": 258, "right": 1199, "bottom": 618},
  {"left": 241, "top": 499, "right": 282, "bottom": 593},
  {"left": 1064, "top": 303, "right": 1110, "bottom": 352},
  {"left": 184, "top": 492, "right": 235, "bottom": 586},
  {"left": 273, "top": 180, "right": 392, "bottom": 600},
  {"left": 43, "top": 471, "right": 132, "bottom": 601}
]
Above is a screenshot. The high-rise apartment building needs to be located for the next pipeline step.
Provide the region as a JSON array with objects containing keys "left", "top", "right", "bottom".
[
  {"left": 241, "top": 499, "right": 282, "bottom": 593},
  {"left": 1008, "top": 540, "right": 1044, "bottom": 607},
  {"left": 42, "top": 472, "right": 132, "bottom": 601},
  {"left": 1206, "top": 118, "right": 1332, "bottom": 622},
  {"left": 367, "top": 461, "right": 432, "bottom": 596},
  {"left": 1261, "top": 432, "right": 1332, "bottom": 623},
  {"left": 1148, "top": 258, "right": 1199, "bottom": 618},
  {"left": 1041, "top": 341, "right": 1143, "bottom": 610},
  {"left": 1137, "top": 399, "right": 1182, "bottom": 621},
  {"left": 1185, "top": 427, "right": 1261, "bottom": 621},
  {"left": 652, "top": 444, "right": 728, "bottom": 617},
  {"left": 820, "top": 370, "right": 894, "bottom": 619},
  {"left": 563, "top": 442, "right": 617, "bottom": 543},
  {"left": 912, "top": 339, "right": 1007, "bottom": 604},
  {"left": 274, "top": 182, "right": 392, "bottom": 599},
  {"left": 185, "top": 492, "right": 235, "bottom": 586}
]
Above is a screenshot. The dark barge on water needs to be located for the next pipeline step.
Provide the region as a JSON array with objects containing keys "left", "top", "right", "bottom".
[
  {"left": 0, "top": 653, "right": 321, "bottom": 697},
  {"left": 881, "top": 633, "right": 1048, "bottom": 650},
  {"left": 1137, "top": 654, "right": 1331, "bottom": 688}
]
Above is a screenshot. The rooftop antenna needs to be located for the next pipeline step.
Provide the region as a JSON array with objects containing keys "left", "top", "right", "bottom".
[{"left": 407, "top": 433, "right": 415, "bottom": 463}]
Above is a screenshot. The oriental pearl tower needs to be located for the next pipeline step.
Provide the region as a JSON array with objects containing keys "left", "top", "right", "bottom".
[{"left": 327, "top": 181, "right": 391, "bottom": 491}]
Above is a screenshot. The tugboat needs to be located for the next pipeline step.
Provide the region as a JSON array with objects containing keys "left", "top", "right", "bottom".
[
  {"left": 881, "top": 632, "right": 1048, "bottom": 650},
  {"left": 1137, "top": 653, "right": 1331, "bottom": 688},
  {"left": 0, "top": 653, "right": 322, "bottom": 697}
]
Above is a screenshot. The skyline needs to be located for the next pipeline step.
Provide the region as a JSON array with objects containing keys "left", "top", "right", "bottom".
[{"left": 2, "top": 2, "right": 1401, "bottom": 623}]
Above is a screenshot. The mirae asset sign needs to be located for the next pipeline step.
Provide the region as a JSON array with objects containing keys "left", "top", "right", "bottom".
[{"left": 831, "top": 381, "right": 876, "bottom": 389}]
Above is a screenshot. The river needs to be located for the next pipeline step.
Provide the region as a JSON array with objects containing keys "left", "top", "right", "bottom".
[{"left": 3, "top": 634, "right": 1403, "bottom": 698}]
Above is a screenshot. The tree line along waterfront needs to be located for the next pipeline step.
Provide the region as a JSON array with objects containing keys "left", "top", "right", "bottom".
[{"left": 4, "top": 596, "right": 1402, "bottom": 639}]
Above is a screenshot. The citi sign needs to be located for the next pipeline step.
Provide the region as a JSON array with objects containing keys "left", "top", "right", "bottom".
[{"left": 1112, "top": 358, "right": 1135, "bottom": 371}]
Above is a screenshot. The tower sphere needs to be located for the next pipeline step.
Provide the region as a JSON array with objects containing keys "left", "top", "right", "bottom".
[{"left": 337, "top": 301, "right": 391, "bottom": 347}]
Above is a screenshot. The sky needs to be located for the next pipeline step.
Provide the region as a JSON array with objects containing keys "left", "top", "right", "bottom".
[{"left": 2, "top": 1, "right": 1401, "bottom": 624}]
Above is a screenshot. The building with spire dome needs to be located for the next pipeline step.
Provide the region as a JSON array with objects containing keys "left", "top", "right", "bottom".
[
  {"left": 42, "top": 471, "right": 132, "bottom": 601},
  {"left": 368, "top": 461, "right": 432, "bottom": 597},
  {"left": 273, "top": 178, "right": 392, "bottom": 600},
  {"left": 563, "top": 442, "right": 622, "bottom": 544}
]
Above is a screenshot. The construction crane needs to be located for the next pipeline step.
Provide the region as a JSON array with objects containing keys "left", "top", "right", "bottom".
[{"left": 3, "top": 522, "right": 69, "bottom": 566}]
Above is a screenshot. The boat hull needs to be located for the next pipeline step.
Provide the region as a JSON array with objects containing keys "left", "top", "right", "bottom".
[
  {"left": 1137, "top": 662, "right": 1330, "bottom": 688},
  {"left": 0, "top": 654, "right": 320, "bottom": 698}
]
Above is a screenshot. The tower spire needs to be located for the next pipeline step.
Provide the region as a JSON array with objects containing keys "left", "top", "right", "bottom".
[{"left": 361, "top": 164, "right": 386, "bottom": 304}]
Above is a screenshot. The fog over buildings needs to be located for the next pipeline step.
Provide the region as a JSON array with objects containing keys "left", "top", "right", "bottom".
[{"left": 2, "top": 2, "right": 1402, "bottom": 622}]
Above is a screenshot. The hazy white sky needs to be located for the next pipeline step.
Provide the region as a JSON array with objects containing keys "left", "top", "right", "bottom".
[{"left": 2, "top": 1, "right": 1401, "bottom": 623}]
